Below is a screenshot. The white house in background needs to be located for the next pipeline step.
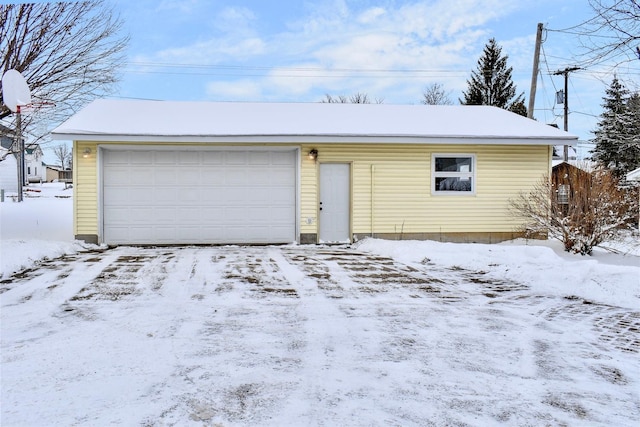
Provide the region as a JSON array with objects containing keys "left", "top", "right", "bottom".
[
  {"left": 0, "top": 122, "right": 43, "bottom": 186},
  {"left": 0, "top": 146, "right": 18, "bottom": 193},
  {"left": 24, "top": 144, "right": 43, "bottom": 183}
]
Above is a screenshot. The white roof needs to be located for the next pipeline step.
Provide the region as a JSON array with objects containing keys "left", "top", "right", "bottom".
[
  {"left": 627, "top": 167, "right": 640, "bottom": 181},
  {"left": 51, "top": 99, "right": 577, "bottom": 145}
]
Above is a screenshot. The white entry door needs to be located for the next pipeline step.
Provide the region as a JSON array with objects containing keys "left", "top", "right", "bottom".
[{"left": 319, "top": 163, "right": 350, "bottom": 243}]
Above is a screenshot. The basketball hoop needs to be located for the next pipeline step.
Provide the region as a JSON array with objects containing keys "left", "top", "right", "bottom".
[
  {"left": 16, "top": 101, "right": 56, "bottom": 119},
  {"left": 1, "top": 69, "right": 44, "bottom": 202}
]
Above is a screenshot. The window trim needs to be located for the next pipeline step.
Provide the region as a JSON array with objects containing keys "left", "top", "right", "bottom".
[{"left": 431, "top": 153, "right": 476, "bottom": 196}]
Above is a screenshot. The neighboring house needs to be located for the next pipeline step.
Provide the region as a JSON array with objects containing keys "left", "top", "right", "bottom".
[
  {"left": 44, "top": 163, "right": 72, "bottom": 183},
  {"left": 25, "top": 144, "right": 44, "bottom": 183},
  {"left": 0, "top": 146, "right": 18, "bottom": 193},
  {"left": 0, "top": 124, "right": 18, "bottom": 193},
  {"left": 0, "top": 123, "right": 42, "bottom": 185},
  {"left": 0, "top": 123, "right": 15, "bottom": 151},
  {"left": 51, "top": 99, "right": 577, "bottom": 245},
  {"left": 551, "top": 161, "right": 594, "bottom": 206}
]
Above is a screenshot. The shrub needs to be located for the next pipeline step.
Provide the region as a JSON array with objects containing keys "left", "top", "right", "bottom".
[{"left": 510, "top": 167, "right": 639, "bottom": 255}]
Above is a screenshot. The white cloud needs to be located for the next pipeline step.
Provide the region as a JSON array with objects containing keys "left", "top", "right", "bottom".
[
  {"left": 190, "top": 0, "right": 530, "bottom": 103},
  {"left": 214, "top": 6, "right": 258, "bottom": 33},
  {"left": 154, "top": 37, "right": 266, "bottom": 64},
  {"left": 357, "top": 7, "right": 386, "bottom": 24}
]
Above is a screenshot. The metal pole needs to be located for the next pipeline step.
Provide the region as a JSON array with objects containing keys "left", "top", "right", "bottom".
[
  {"left": 553, "top": 67, "right": 580, "bottom": 161},
  {"left": 563, "top": 73, "right": 569, "bottom": 161},
  {"left": 16, "top": 105, "right": 24, "bottom": 202},
  {"left": 528, "top": 23, "right": 543, "bottom": 119}
]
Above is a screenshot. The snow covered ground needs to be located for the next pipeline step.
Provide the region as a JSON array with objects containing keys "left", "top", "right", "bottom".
[{"left": 1, "top": 183, "right": 639, "bottom": 426}]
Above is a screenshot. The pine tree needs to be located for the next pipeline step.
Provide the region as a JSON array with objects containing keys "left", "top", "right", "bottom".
[
  {"left": 461, "top": 38, "right": 527, "bottom": 116},
  {"left": 591, "top": 76, "right": 640, "bottom": 177},
  {"left": 619, "top": 92, "right": 640, "bottom": 174}
]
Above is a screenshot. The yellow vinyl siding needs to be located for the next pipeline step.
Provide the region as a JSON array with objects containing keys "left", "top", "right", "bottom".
[
  {"left": 300, "top": 152, "right": 318, "bottom": 233},
  {"left": 74, "top": 141, "right": 99, "bottom": 236},
  {"left": 300, "top": 143, "right": 550, "bottom": 236},
  {"left": 74, "top": 141, "right": 550, "bottom": 242}
]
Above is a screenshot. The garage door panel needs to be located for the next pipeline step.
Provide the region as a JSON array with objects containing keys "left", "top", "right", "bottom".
[
  {"left": 180, "top": 169, "right": 201, "bottom": 183},
  {"left": 271, "top": 151, "right": 296, "bottom": 165},
  {"left": 202, "top": 151, "right": 223, "bottom": 165},
  {"left": 154, "top": 151, "right": 177, "bottom": 164},
  {"left": 154, "top": 226, "right": 177, "bottom": 240},
  {"left": 108, "top": 226, "right": 134, "bottom": 241},
  {"left": 269, "top": 187, "right": 296, "bottom": 203},
  {"left": 202, "top": 169, "right": 225, "bottom": 182},
  {"left": 129, "top": 207, "right": 154, "bottom": 222},
  {"left": 225, "top": 168, "right": 249, "bottom": 185},
  {"left": 132, "top": 169, "right": 155, "bottom": 184},
  {"left": 154, "top": 208, "right": 178, "bottom": 222},
  {"left": 104, "top": 150, "right": 131, "bottom": 164},
  {"left": 104, "top": 167, "right": 137, "bottom": 185},
  {"left": 177, "top": 188, "right": 200, "bottom": 203},
  {"left": 270, "top": 206, "right": 296, "bottom": 221},
  {"left": 151, "top": 188, "right": 179, "bottom": 203},
  {"left": 177, "top": 207, "right": 201, "bottom": 221},
  {"left": 129, "top": 151, "right": 152, "bottom": 164},
  {"left": 155, "top": 170, "right": 178, "bottom": 185},
  {"left": 128, "top": 188, "right": 154, "bottom": 204},
  {"left": 222, "top": 187, "right": 248, "bottom": 202},
  {"left": 201, "top": 207, "right": 224, "bottom": 218},
  {"left": 249, "top": 151, "right": 270, "bottom": 165},
  {"left": 103, "top": 148, "right": 296, "bottom": 244},
  {"left": 226, "top": 151, "right": 248, "bottom": 165},
  {"left": 178, "top": 151, "right": 200, "bottom": 164},
  {"left": 104, "top": 207, "right": 132, "bottom": 223},
  {"left": 268, "top": 169, "right": 294, "bottom": 185},
  {"left": 180, "top": 227, "right": 206, "bottom": 240}
]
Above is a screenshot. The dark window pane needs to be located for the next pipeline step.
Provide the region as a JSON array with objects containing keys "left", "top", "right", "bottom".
[
  {"left": 435, "top": 157, "right": 472, "bottom": 172},
  {"left": 435, "top": 177, "right": 472, "bottom": 191}
]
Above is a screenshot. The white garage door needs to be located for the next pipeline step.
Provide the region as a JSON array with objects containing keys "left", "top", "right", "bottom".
[{"left": 102, "top": 148, "right": 297, "bottom": 245}]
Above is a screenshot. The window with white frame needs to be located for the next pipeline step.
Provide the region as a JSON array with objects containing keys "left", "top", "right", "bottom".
[{"left": 432, "top": 154, "right": 475, "bottom": 194}]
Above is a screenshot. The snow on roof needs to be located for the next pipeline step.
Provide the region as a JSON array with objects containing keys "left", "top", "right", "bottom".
[
  {"left": 51, "top": 99, "right": 577, "bottom": 145},
  {"left": 627, "top": 167, "right": 640, "bottom": 181}
]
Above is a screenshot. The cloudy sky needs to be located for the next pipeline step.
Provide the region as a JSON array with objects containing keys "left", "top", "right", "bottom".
[{"left": 108, "top": 0, "right": 637, "bottom": 146}]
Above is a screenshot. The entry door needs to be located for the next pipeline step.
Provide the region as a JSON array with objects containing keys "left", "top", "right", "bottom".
[{"left": 319, "top": 163, "right": 350, "bottom": 243}]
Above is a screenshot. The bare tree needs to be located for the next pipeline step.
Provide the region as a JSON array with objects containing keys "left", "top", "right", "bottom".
[
  {"left": 52, "top": 143, "right": 72, "bottom": 171},
  {"left": 321, "top": 92, "right": 384, "bottom": 104},
  {"left": 321, "top": 94, "right": 348, "bottom": 103},
  {"left": 421, "top": 83, "right": 453, "bottom": 105},
  {"left": 0, "top": 1, "right": 129, "bottom": 142},
  {"left": 510, "top": 168, "right": 638, "bottom": 255},
  {"left": 573, "top": 0, "right": 640, "bottom": 66}
]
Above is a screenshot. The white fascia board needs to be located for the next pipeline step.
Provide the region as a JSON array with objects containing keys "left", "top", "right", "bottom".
[{"left": 51, "top": 132, "right": 576, "bottom": 146}]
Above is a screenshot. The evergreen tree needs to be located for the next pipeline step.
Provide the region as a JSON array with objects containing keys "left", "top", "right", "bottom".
[
  {"left": 619, "top": 92, "right": 640, "bottom": 173},
  {"left": 591, "top": 76, "right": 640, "bottom": 177},
  {"left": 461, "top": 38, "right": 527, "bottom": 116}
]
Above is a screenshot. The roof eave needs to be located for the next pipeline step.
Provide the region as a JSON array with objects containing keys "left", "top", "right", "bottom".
[{"left": 51, "top": 132, "right": 577, "bottom": 146}]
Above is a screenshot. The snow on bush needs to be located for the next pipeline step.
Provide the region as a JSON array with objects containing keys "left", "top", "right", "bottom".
[{"left": 510, "top": 169, "right": 639, "bottom": 255}]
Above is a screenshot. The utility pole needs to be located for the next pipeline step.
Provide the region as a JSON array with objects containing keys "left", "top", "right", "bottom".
[
  {"left": 528, "top": 23, "right": 544, "bottom": 119},
  {"left": 553, "top": 66, "right": 580, "bottom": 161},
  {"left": 16, "top": 105, "right": 24, "bottom": 202}
]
